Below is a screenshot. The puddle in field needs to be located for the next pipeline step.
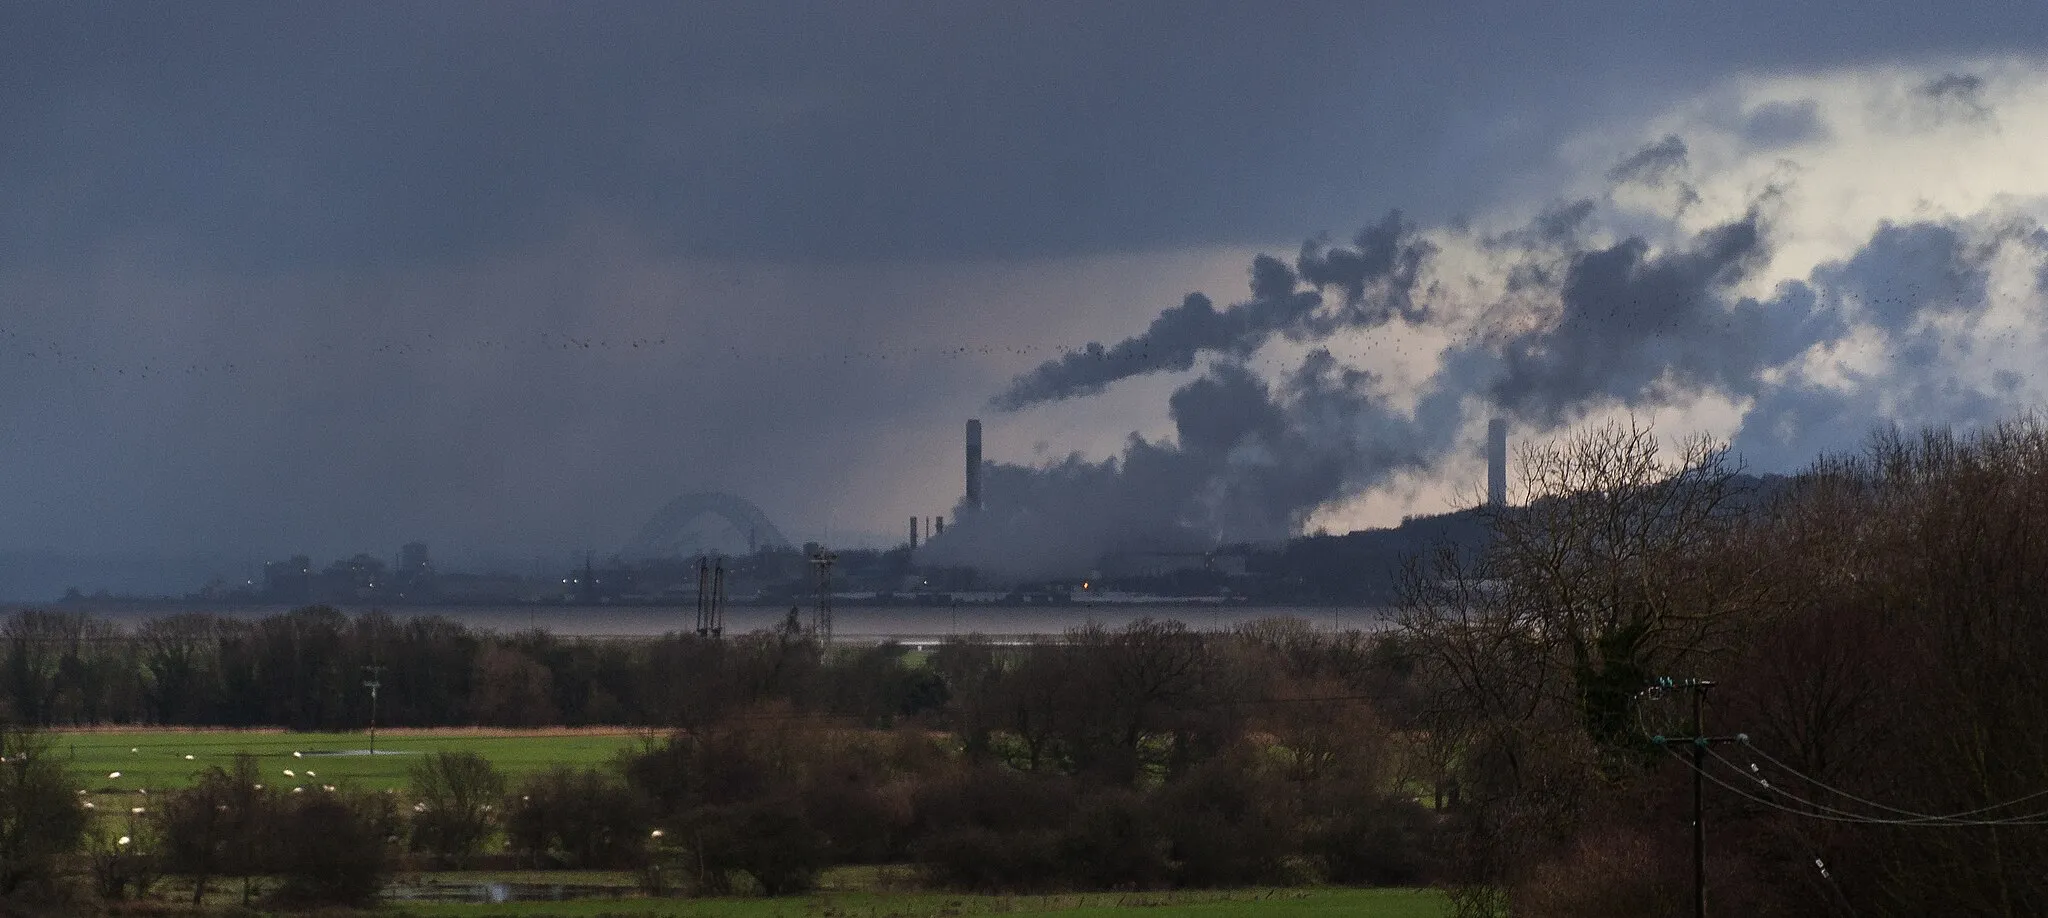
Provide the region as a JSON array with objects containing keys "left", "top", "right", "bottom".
[
  {"left": 383, "top": 881, "right": 627, "bottom": 903},
  {"left": 296, "top": 749, "right": 417, "bottom": 756}
]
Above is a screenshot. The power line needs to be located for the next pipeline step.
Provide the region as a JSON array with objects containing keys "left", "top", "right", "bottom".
[
  {"left": 1666, "top": 747, "right": 2048, "bottom": 827},
  {"left": 1734, "top": 740, "right": 2048, "bottom": 824}
]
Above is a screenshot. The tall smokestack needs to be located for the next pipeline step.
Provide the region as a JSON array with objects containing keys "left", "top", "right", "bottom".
[
  {"left": 965, "top": 418, "right": 983, "bottom": 512},
  {"left": 1486, "top": 418, "right": 1508, "bottom": 507},
  {"left": 909, "top": 516, "right": 919, "bottom": 550}
]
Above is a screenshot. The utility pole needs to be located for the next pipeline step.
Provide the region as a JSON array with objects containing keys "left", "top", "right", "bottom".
[
  {"left": 710, "top": 558, "right": 726, "bottom": 639},
  {"left": 809, "top": 549, "right": 837, "bottom": 644},
  {"left": 695, "top": 556, "right": 711, "bottom": 637},
  {"left": 363, "top": 665, "right": 385, "bottom": 756},
  {"left": 1690, "top": 681, "right": 1708, "bottom": 918},
  {"left": 1646, "top": 677, "right": 1740, "bottom": 918}
]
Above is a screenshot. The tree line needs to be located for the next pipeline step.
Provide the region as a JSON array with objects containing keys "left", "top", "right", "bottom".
[
  {"left": 0, "top": 606, "right": 946, "bottom": 730},
  {"left": 7, "top": 416, "right": 2044, "bottom": 915},
  {"left": 0, "top": 614, "right": 1436, "bottom": 910}
]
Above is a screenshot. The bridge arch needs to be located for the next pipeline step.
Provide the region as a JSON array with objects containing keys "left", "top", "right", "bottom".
[{"left": 625, "top": 492, "right": 792, "bottom": 558}]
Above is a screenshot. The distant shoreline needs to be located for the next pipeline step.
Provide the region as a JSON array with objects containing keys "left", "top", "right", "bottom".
[{"left": 0, "top": 599, "right": 1396, "bottom": 638}]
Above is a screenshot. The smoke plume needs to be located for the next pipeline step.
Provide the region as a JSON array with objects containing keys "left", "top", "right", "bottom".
[
  {"left": 992, "top": 213, "right": 1433, "bottom": 409},
  {"left": 933, "top": 64, "right": 2048, "bottom": 578}
]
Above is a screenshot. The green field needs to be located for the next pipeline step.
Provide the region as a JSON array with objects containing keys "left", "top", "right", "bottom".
[
  {"left": 50, "top": 728, "right": 654, "bottom": 793},
  {"left": 388, "top": 888, "right": 1446, "bottom": 918}
]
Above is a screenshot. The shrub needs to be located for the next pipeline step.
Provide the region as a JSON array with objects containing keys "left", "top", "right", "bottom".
[
  {"left": 505, "top": 767, "right": 648, "bottom": 869},
  {"left": 1311, "top": 794, "right": 1439, "bottom": 885},
  {"left": 155, "top": 755, "right": 277, "bottom": 906},
  {"left": 1512, "top": 830, "right": 1683, "bottom": 918},
  {"left": 913, "top": 826, "right": 1065, "bottom": 892},
  {"left": 0, "top": 727, "right": 88, "bottom": 902},
  {"left": 1152, "top": 747, "right": 1303, "bottom": 887},
  {"left": 1057, "top": 789, "right": 1170, "bottom": 890},
  {"left": 269, "top": 790, "right": 389, "bottom": 908},
  {"left": 407, "top": 751, "right": 506, "bottom": 867},
  {"left": 686, "top": 797, "right": 829, "bottom": 896}
]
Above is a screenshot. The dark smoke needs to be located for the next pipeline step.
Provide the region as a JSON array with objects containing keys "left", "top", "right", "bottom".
[
  {"left": 928, "top": 353, "right": 1435, "bottom": 577},
  {"left": 1607, "top": 133, "right": 1702, "bottom": 214},
  {"left": 1490, "top": 212, "right": 1769, "bottom": 423},
  {"left": 945, "top": 145, "right": 2048, "bottom": 578},
  {"left": 1607, "top": 134, "right": 1690, "bottom": 186},
  {"left": 992, "top": 212, "right": 1432, "bottom": 409}
]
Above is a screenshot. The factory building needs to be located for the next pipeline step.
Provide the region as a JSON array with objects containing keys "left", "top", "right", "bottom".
[
  {"left": 1487, "top": 418, "right": 1508, "bottom": 507},
  {"left": 965, "top": 418, "right": 983, "bottom": 513}
]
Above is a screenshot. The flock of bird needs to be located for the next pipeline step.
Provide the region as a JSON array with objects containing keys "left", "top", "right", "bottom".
[
  {"left": 0, "top": 289, "right": 2026, "bottom": 386},
  {"left": 0, "top": 327, "right": 1279, "bottom": 383}
]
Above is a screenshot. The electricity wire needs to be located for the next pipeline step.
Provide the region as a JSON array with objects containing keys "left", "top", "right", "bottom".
[
  {"left": 1703, "top": 746, "right": 2048, "bottom": 826},
  {"left": 1738, "top": 739, "right": 2048, "bottom": 822},
  {"left": 1665, "top": 746, "right": 2048, "bottom": 827}
]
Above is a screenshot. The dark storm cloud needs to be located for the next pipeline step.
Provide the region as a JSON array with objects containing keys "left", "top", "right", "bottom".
[
  {"left": 9, "top": 2, "right": 2048, "bottom": 270},
  {"left": 994, "top": 213, "right": 1432, "bottom": 408},
  {"left": 6, "top": 1, "right": 2048, "bottom": 590},
  {"left": 1741, "top": 100, "right": 1827, "bottom": 148}
]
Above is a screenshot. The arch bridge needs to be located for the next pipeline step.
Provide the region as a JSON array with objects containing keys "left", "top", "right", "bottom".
[{"left": 625, "top": 491, "right": 792, "bottom": 558}]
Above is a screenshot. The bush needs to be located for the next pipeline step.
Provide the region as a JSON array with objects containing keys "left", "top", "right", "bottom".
[
  {"left": 1152, "top": 748, "right": 1303, "bottom": 887},
  {"left": 910, "top": 764, "right": 1075, "bottom": 837},
  {"left": 1057, "top": 789, "right": 1170, "bottom": 890},
  {"left": 912, "top": 826, "right": 1064, "bottom": 892},
  {"left": 1512, "top": 830, "right": 1684, "bottom": 918},
  {"left": 1311, "top": 794, "right": 1439, "bottom": 885},
  {"left": 686, "top": 797, "right": 829, "bottom": 896},
  {"left": 0, "top": 727, "right": 88, "bottom": 902},
  {"left": 269, "top": 791, "right": 389, "bottom": 908},
  {"left": 155, "top": 755, "right": 277, "bottom": 906},
  {"left": 407, "top": 751, "right": 506, "bottom": 867},
  {"left": 505, "top": 767, "right": 648, "bottom": 869}
]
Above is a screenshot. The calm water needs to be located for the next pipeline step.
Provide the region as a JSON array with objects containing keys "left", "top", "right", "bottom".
[{"left": 33, "top": 601, "right": 1395, "bottom": 639}]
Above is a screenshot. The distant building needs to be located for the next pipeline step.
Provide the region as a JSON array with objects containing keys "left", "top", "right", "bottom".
[
  {"left": 394, "top": 542, "right": 436, "bottom": 600},
  {"left": 262, "top": 555, "right": 312, "bottom": 603},
  {"left": 323, "top": 553, "right": 388, "bottom": 601}
]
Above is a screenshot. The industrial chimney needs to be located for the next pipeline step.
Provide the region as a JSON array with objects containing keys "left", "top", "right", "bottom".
[
  {"left": 909, "top": 516, "right": 919, "bottom": 550},
  {"left": 1486, "top": 418, "right": 1508, "bottom": 507},
  {"left": 965, "top": 418, "right": 983, "bottom": 512}
]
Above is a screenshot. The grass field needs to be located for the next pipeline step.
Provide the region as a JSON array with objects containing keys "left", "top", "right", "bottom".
[
  {"left": 388, "top": 888, "right": 1447, "bottom": 918},
  {"left": 50, "top": 728, "right": 655, "bottom": 793}
]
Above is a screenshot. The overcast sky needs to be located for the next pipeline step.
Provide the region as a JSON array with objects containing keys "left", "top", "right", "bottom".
[{"left": 6, "top": 2, "right": 2048, "bottom": 576}]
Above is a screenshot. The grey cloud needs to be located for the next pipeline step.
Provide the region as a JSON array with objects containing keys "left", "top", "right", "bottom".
[
  {"left": 1741, "top": 100, "right": 1827, "bottom": 148},
  {"left": 1920, "top": 72, "right": 1993, "bottom": 120},
  {"left": 11, "top": 2, "right": 2048, "bottom": 585},
  {"left": 1733, "top": 217, "right": 2035, "bottom": 468},
  {"left": 1608, "top": 134, "right": 1691, "bottom": 185},
  {"left": 13, "top": 3, "right": 2048, "bottom": 273}
]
